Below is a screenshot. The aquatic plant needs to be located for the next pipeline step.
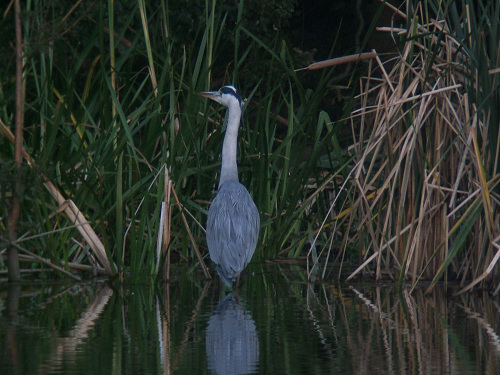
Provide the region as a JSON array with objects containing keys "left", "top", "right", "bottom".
[{"left": 1, "top": 0, "right": 498, "bottom": 294}]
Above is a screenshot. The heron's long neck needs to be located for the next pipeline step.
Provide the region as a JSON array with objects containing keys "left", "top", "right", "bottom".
[{"left": 219, "top": 102, "right": 241, "bottom": 187}]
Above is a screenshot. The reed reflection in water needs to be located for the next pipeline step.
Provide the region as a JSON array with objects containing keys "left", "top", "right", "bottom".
[{"left": 1, "top": 269, "right": 499, "bottom": 375}]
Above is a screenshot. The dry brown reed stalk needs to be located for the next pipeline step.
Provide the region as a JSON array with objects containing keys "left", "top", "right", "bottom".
[
  {"left": 325, "top": 7, "right": 499, "bottom": 293},
  {"left": 154, "top": 165, "right": 174, "bottom": 280},
  {"left": 163, "top": 167, "right": 172, "bottom": 280},
  {"left": 7, "top": 0, "right": 24, "bottom": 281},
  {"left": 295, "top": 52, "right": 377, "bottom": 72},
  {"left": 1, "top": 239, "right": 81, "bottom": 280},
  {"left": 0, "top": 119, "right": 113, "bottom": 276}
]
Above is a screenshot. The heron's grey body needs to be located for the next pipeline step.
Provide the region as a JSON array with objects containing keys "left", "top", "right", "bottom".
[
  {"left": 207, "top": 181, "right": 259, "bottom": 286},
  {"left": 201, "top": 86, "right": 260, "bottom": 287}
]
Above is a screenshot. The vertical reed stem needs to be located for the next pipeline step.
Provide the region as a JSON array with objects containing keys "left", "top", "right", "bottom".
[{"left": 7, "top": 0, "right": 24, "bottom": 281}]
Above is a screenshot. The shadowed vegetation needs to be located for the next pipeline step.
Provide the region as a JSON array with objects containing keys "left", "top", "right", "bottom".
[
  {"left": 309, "top": 0, "right": 500, "bottom": 294},
  {"left": 0, "top": 0, "right": 498, "bottom": 293}
]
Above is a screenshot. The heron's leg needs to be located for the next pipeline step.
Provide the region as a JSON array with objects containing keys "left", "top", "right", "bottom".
[
  {"left": 218, "top": 280, "right": 233, "bottom": 297},
  {"left": 236, "top": 274, "right": 241, "bottom": 289}
]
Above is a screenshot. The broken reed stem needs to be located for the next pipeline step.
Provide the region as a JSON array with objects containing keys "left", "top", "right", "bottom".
[
  {"left": 4, "top": 240, "right": 81, "bottom": 281},
  {"left": 155, "top": 201, "right": 165, "bottom": 277},
  {"left": 154, "top": 165, "right": 173, "bottom": 280},
  {"left": 295, "top": 51, "right": 377, "bottom": 72},
  {"left": 163, "top": 166, "right": 172, "bottom": 281},
  {"left": 0, "top": 119, "right": 113, "bottom": 275}
]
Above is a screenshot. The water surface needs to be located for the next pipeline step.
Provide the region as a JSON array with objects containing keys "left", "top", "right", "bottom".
[{"left": 1, "top": 264, "right": 499, "bottom": 374}]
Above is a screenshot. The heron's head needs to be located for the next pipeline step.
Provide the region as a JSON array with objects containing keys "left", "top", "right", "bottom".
[{"left": 199, "top": 85, "right": 242, "bottom": 108}]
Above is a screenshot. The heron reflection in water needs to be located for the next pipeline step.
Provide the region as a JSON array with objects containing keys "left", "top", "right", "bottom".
[
  {"left": 206, "top": 293, "right": 259, "bottom": 374},
  {"left": 200, "top": 86, "right": 260, "bottom": 287}
]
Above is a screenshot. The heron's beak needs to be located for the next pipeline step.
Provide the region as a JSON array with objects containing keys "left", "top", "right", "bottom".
[{"left": 199, "top": 91, "right": 221, "bottom": 103}]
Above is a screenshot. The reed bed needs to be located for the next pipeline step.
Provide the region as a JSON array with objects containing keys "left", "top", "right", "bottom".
[
  {"left": 1, "top": 1, "right": 498, "bottom": 293},
  {"left": 311, "top": 1, "right": 500, "bottom": 294},
  {"left": 0, "top": 0, "right": 342, "bottom": 282}
]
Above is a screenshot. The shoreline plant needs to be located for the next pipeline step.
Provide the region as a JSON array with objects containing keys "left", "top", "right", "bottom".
[{"left": 0, "top": 0, "right": 498, "bottom": 294}]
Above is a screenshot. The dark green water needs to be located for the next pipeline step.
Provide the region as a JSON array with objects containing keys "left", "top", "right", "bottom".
[{"left": 1, "top": 264, "right": 499, "bottom": 374}]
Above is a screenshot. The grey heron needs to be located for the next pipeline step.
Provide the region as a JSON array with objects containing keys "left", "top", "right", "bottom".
[{"left": 200, "top": 86, "right": 260, "bottom": 287}]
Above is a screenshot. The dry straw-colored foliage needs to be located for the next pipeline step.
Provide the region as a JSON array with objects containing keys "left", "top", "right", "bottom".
[{"left": 333, "top": 11, "right": 499, "bottom": 294}]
